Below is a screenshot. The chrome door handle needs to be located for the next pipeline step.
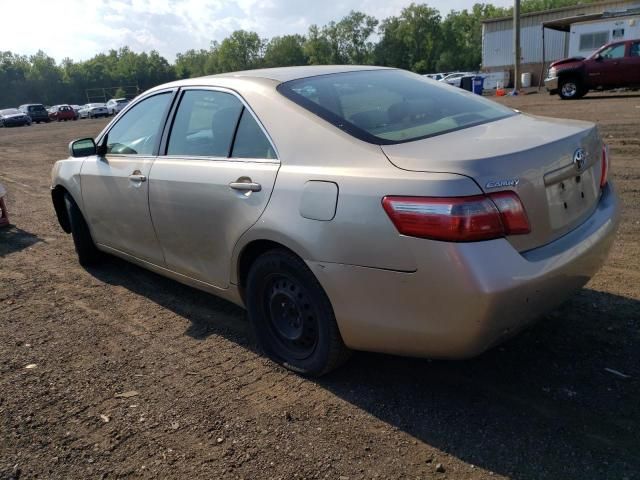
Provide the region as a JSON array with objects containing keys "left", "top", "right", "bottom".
[
  {"left": 129, "top": 174, "right": 147, "bottom": 182},
  {"left": 229, "top": 181, "right": 261, "bottom": 192}
]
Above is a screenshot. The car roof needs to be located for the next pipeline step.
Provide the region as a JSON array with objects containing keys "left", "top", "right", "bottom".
[
  {"left": 198, "top": 65, "right": 392, "bottom": 84},
  {"left": 598, "top": 38, "right": 640, "bottom": 50}
]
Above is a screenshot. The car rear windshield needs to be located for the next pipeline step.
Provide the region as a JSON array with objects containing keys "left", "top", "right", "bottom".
[
  {"left": 277, "top": 69, "right": 516, "bottom": 145},
  {"left": 28, "top": 105, "right": 45, "bottom": 112}
]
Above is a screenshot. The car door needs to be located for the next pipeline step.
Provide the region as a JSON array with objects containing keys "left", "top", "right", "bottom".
[
  {"left": 587, "top": 43, "right": 627, "bottom": 87},
  {"left": 624, "top": 41, "right": 640, "bottom": 84},
  {"left": 148, "top": 88, "right": 279, "bottom": 288},
  {"left": 81, "top": 90, "right": 175, "bottom": 265}
]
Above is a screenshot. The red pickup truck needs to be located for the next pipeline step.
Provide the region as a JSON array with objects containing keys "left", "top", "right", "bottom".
[{"left": 545, "top": 38, "right": 640, "bottom": 99}]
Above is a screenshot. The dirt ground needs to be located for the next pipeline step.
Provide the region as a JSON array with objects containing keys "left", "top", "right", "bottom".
[{"left": 0, "top": 91, "right": 638, "bottom": 480}]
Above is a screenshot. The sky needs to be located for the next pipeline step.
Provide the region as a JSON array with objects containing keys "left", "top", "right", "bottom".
[{"left": 3, "top": 0, "right": 512, "bottom": 63}]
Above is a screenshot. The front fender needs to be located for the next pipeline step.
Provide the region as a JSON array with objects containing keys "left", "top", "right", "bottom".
[
  {"left": 557, "top": 65, "right": 585, "bottom": 79},
  {"left": 51, "top": 158, "right": 85, "bottom": 230}
]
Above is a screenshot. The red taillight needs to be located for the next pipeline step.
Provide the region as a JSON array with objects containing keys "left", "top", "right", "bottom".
[
  {"left": 382, "top": 192, "right": 530, "bottom": 242},
  {"left": 600, "top": 144, "right": 609, "bottom": 188},
  {"left": 488, "top": 191, "right": 531, "bottom": 234}
]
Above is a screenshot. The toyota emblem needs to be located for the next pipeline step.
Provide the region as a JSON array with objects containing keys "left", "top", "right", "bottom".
[{"left": 573, "top": 148, "right": 586, "bottom": 172}]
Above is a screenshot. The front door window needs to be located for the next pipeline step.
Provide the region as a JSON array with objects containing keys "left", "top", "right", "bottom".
[{"left": 106, "top": 93, "right": 172, "bottom": 155}]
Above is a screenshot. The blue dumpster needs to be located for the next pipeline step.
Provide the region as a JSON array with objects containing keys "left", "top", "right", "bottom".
[{"left": 472, "top": 76, "right": 485, "bottom": 95}]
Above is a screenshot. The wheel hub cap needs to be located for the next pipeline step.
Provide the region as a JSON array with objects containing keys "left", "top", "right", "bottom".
[{"left": 562, "top": 83, "right": 577, "bottom": 96}]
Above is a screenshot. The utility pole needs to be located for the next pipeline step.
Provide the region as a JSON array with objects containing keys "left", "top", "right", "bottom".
[{"left": 513, "top": 0, "right": 521, "bottom": 92}]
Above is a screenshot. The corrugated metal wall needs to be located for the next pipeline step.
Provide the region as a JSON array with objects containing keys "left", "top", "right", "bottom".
[
  {"left": 482, "top": 0, "right": 639, "bottom": 68},
  {"left": 482, "top": 26, "right": 567, "bottom": 67}
]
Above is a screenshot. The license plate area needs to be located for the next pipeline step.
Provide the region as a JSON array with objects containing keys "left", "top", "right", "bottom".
[{"left": 546, "top": 167, "right": 598, "bottom": 229}]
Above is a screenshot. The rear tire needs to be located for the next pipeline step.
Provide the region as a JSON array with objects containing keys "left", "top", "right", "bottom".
[
  {"left": 64, "top": 193, "right": 100, "bottom": 267},
  {"left": 246, "top": 249, "right": 350, "bottom": 376}
]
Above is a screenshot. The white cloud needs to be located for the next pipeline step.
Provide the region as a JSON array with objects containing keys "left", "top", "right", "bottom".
[{"left": 3, "top": 0, "right": 512, "bottom": 62}]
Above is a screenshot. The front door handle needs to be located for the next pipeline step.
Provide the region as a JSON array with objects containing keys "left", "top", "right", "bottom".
[
  {"left": 229, "top": 179, "right": 261, "bottom": 192},
  {"left": 129, "top": 171, "right": 147, "bottom": 182}
]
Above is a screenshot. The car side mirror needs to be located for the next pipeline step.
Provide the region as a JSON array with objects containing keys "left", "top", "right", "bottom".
[
  {"left": 594, "top": 53, "right": 603, "bottom": 61},
  {"left": 69, "top": 138, "right": 96, "bottom": 157}
]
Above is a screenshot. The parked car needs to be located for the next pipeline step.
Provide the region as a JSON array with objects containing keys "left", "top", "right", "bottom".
[
  {"left": 51, "top": 66, "right": 619, "bottom": 376},
  {"left": 106, "top": 98, "right": 130, "bottom": 115},
  {"left": 439, "top": 72, "right": 475, "bottom": 87},
  {"left": 49, "top": 104, "right": 76, "bottom": 122},
  {"left": 0, "top": 108, "right": 31, "bottom": 127},
  {"left": 545, "top": 38, "right": 640, "bottom": 99},
  {"left": 423, "top": 73, "right": 444, "bottom": 81},
  {"left": 18, "top": 103, "right": 50, "bottom": 123},
  {"left": 71, "top": 105, "right": 82, "bottom": 116},
  {"left": 79, "top": 103, "right": 109, "bottom": 119}
]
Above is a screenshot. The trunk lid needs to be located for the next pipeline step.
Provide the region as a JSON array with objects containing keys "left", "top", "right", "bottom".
[{"left": 381, "top": 113, "right": 603, "bottom": 252}]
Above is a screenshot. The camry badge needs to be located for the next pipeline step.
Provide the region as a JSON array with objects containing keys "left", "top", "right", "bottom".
[
  {"left": 573, "top": 148, "right": 586, "bottom": 172},
  {"left": 486, "top": 178, "right": 519, "bottom": 189}
]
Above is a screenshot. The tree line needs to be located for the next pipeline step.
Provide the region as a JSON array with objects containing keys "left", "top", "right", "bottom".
[{"left": 0, "top": 0, "right": 592, "bottom": 108}]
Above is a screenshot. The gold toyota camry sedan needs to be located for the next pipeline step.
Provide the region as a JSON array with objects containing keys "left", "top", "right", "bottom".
[{"left": 51, "top": 66, "right": 620, "bottom": 375}]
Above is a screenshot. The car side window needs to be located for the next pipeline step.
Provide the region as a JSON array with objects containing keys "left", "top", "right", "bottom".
[
  {"left": 601, "top": 44, "right": 625, "bottom": 59},
  {"left": 631, "top": 42, "right": 640, "bottom": 57},
  {"left": 231, "top": 109, "right": 276, "bottom": 159},
  {"left": 106, "top": 92, "right": 172, "bottom": 156},
  {"left": 167, "top": 90, "right": 243, "bottom": 157}
]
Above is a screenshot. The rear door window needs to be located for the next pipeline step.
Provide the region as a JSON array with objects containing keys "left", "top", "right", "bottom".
[
  {"left": 231, "top": 109, "right": 276, "bottom": 159},
  {"left": 167, "top": 90, "right": 243, "bottom": 157}
]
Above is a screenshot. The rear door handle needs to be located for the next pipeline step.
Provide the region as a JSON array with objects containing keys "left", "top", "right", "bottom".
[{"left": 229, "top": 180, "right": 261, "bottom": 192}]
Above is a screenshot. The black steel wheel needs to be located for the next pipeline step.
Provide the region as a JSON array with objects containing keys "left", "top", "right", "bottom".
[
  {"left": 246, "top": 249, "right": 350, "bottom": 376},
  {"left": 264, "top": 273, "right": 319, "bottom": 360}
]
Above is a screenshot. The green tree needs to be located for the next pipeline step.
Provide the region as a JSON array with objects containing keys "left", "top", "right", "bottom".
[
  {"left": 26, "top": 51, "right": 64, "bottom": 104},
  {"left": 264, "top": 35, "right": 307, "bottom": 67},
  {"left": 304, "top": 25, "right": 333, "bottom": 64},
  {"left": 217, "top": 30, "right": 264, "bottom": 72},
  {"left": 332, "top": 11, "right": 379, "bottom": 64},
  {"left": 175, "top": 48, "right": 211, "bottom": 78},
  {"left": 375, "top": 3, "right": 442, "bottom": 73},
  {"left": 304, "top": 11, "right": 378, "bottom": 65}
]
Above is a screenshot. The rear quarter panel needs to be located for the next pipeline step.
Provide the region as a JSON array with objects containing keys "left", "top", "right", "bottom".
[{"left": 227, "top": 79, "right": 483, "bottom": 281}]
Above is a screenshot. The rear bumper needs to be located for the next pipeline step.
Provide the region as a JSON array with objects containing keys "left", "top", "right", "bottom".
[
  {"left": 308, "top": 184, "right": 620, "bottom": 358},
  {"left": 545, "top": 76, "right": 559, "bottom": 94}
]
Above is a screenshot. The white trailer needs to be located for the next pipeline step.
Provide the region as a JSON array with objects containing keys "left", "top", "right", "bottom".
[{"left": 569, "top": 15, "right": 640, "bottom": 57}]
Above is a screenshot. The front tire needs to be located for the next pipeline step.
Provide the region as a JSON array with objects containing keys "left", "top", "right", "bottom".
[
  {"left": 64, "top": 193, "right": 100, "bottom": 267},
  {"left": 559, "top": 77, "right": 585, "bottom": 99},
  {"left": 246, "top": 249, "right": 350, "bottom": 376}
]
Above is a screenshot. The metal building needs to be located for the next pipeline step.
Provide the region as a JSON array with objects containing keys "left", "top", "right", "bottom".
[{"left": 482, "top": 0, "right": 640, "bottom": 85}]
